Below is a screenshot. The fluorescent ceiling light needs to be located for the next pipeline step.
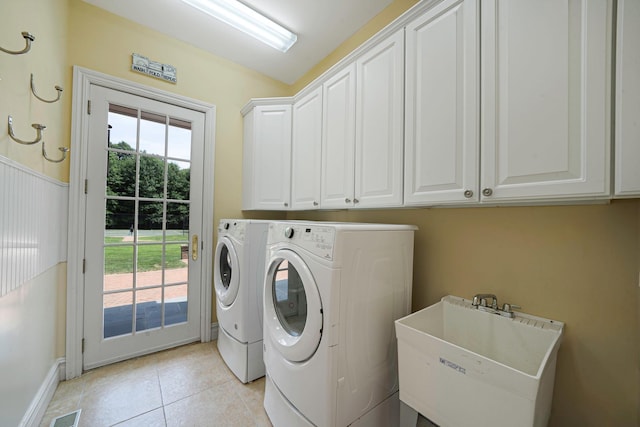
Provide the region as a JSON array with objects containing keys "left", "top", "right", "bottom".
[{"left": 181, "top": 0, "right": 297, "bottom": 52}]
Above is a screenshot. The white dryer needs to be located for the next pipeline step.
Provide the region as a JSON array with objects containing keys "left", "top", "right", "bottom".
[
  {"left": 262, "top": 221, "right": 417, "bottom": 427},
  {"left": 214, "top": 219, "right": 270, "bottom": 383}
]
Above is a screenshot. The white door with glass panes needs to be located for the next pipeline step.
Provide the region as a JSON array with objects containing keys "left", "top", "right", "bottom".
[{"left": 83, "top": 85, "right": 204, "bottom": 369}]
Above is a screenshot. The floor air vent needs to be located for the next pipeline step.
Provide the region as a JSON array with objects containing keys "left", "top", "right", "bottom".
[{"left": 50, "top": 409, "right": 81, "bottom": 427}]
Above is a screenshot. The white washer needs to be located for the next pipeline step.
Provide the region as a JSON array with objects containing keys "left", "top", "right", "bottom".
[
  {"left": 214, "top": 219, "right": 270, "bottom": 383},
  {"left": 263, "top": 221, "right": 417, "bottom": 427}
]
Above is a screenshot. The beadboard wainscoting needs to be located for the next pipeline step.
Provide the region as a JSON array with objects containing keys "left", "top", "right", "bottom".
[{"left": 0, "top": 156, "right": 68, "bottom": 297}]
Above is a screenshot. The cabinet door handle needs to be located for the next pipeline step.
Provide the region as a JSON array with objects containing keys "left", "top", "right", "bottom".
[
  {"left": 482, "top": 188, "right": 493, "bottom": 197},
  {"left": 354, "top": 198, "right": 359, "bottom": 204},
  {"left": 313, "top": 201, "right": 318, "bottom": 206},
  {"left": 284, "top": 202, "right": 289, "bottom": 207},
  {"left": 345, "top": 198, "right": 351, "bottom": 204},
  {"left": 464, "top": 190, "right": 474, "bottom": 198}
]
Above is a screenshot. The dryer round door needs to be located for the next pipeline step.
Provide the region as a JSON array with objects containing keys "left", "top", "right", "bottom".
[
  {"left": 214, "top": 237, "right": 240, "bottom": 307},
  {"left": 264, "top": 249, "right": 322, "bottom": 362}
]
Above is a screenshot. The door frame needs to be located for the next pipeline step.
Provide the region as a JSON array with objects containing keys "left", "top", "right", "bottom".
[{"left": 66, "top": 66, "right": 216, "bottom": 380}]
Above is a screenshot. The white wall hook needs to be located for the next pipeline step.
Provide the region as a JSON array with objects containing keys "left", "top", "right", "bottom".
[
  {"left": 7, "top": 115, "right": 46, "bottom": 145},
  {"left": 42, "top": 141, "right": 69, "bottom": 163},
  {"left": 31, "top": 74, "right": 63, "bottom": 103}
]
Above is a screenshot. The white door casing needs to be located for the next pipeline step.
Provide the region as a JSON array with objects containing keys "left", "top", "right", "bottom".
[{"left": 67, "top": 67, "right": 215, "bottom": 379}]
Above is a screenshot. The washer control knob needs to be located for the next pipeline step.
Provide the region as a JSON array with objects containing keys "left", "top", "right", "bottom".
[
  {"left": 284, "top": 227, "right": 294, "bottom": 239},
  {"left": 223, "top": 222, "right": 230, "bottom": 230}
]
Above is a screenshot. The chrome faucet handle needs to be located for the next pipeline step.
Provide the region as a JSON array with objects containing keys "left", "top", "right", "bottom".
[
  {"left": 502, "top": 303, "right": 521, "bottom": 313},
  {"left": 472, "top": 293, "right": 498, "bottom": 308}
]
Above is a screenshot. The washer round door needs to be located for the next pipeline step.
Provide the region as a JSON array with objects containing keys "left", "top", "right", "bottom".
[
  {"left": 214, "top": 237, "right": 240, "bottom": 307},
  {"left": 264, "top": 249, "right": 323, "bottom": 362}
]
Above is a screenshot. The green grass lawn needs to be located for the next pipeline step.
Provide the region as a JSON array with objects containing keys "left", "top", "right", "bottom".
[{"left": 104, "top": 235, "right": 188, "bottom": 274}]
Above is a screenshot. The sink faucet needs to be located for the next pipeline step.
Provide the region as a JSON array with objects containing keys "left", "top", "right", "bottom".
[
  {"left": 472, "top": 293, "right": 521, "bottom": 318},
  {"left": 472, "top": 293, "right": 498, "bottom": 309}
]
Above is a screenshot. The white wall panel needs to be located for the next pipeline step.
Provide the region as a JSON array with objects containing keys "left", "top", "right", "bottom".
[{"left": 0, "top": 156, "right": 68, "bottom": 298}]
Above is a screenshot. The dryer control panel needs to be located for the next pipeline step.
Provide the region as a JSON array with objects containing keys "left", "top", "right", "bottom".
[{"left": 268, "top": 222, "right": 335, "bottom": 260}]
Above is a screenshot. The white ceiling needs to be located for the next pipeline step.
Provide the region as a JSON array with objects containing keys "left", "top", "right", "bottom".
[{"left": 83, "top": 0, "right": 394, "bottom": 84}]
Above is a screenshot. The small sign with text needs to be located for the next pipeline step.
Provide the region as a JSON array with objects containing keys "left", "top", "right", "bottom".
[{"left": 131, "top": 53, "right": 177, "bottom": 84}]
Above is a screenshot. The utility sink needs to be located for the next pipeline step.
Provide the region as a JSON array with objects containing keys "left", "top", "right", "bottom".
[{"left": 395, "top": 295, "right": 563, "bottom": 427}]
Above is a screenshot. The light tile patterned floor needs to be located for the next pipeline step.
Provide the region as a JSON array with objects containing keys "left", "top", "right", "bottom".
[{"left": 40, "top": 341, "right": 272, "bottom": 427}]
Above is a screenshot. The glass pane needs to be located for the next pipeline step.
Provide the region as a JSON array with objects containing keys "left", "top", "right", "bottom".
[
  {"left": 108, "top": 105, "right": 138, "bottom": 150},
  {"left": 105, "top": 200, "right": 135, "bottom": 239},
  {"left": 104, "top": 291, "right": 133, "bottom": 338},
  {"left": 106, "top": 151, "right": 136, "bottom": 197},
  {"left": 165, "top": 284, "right": 188, "bottom": 326},
  {"left": 167, "top": 161, "right": 190, "bottom": 201},
  {"left": 166, "top": 202, "right": 189, "bottom": 235},
  {"left": 219, "top": 244, "right": 232, "bottom": 290},
  {"left": 272, "top": 260, "right": 307, "bottom": 336},
  {"left": 104, "top": 245, "right": 133, "bottom": 291},
  {"left": 137, "top": 243, "right": 164, "bottom": 274},
  {"left": 139, "top": 155, "right": 165, "bottom": 199},
  {"left": 136, "top": 287, "right": 162, "bottom": 332},
  {"left": 139, "top": 111, "right": 166, "bottom": 156},
  {"left": 168, "top": 118, "right": 191, "bottom": 160},
  {"left": 138, "top": 201, "right": 164, "bottom": 231},
  {"left": 165, "top": 242, "right": 187, "bottom": 270}
]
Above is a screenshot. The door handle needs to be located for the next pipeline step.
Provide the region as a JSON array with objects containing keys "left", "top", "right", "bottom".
[{"left": 191, "top": 234, "right": 198, "bottom": 261}]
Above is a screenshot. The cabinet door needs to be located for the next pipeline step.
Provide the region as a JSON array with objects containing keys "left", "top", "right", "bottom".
[
  {"left": 404, "top": 0, "right": 479, "bottom": 206},
  {"left": 354, "top": 29, "right": 405, "bottom": 208},
  {"left": 615, "top": 0, "right": 640, "bottom": 196},
  {"left": 291, "top": 87, "right": 323, "bottom": 209},
  {"left": 481, "top": 0, "right": 611, "bottom": 202},
  {"left": 244, "top": 104, "right": 292, "bottom": 210},
  {"left": 321, "top": 64, "right": 356, "bottom": 209}
]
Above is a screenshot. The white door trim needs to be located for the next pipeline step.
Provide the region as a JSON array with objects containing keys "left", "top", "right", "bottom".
[{"left": 66, "top": 66, "right": 216, "bottom": 380}]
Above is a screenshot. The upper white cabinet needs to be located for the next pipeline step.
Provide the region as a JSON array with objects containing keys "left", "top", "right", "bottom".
[
  {"left": 291, "top": 87, "right": 323, "bottom": 209},
  {"left": 355, "top": 29, "right": 405, "bottom": 208},
  {"left": 321, "top": 29, "right": 405, "bottom": 209},
  {"left": 614, "top": 0, "right": 640, "bottom": 197},
  {"left": 480, "top": 0, "right": 611, "bottom": 202},
  {"left": 321, "top": 64, "right": 357, "bottom": 209},
  {"left": 242, "top": 102, "right": 292, "bottom": 210},
  {"left": 405, "top": 0, "right": 611, "bottom": 206},
  {"left": 404, "top": 0, "right": 479, "bottom": 206},
  {"left": 242, "top": 0, "right": 622, "bottom": 211}
]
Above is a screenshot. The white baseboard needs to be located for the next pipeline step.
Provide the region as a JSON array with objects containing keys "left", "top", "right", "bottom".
[
  {"left": 20, "top": 358, "right": 65, "bottom": 427},
  {"left": 211, "top": 322, "right": 219, "bottom": 340}
]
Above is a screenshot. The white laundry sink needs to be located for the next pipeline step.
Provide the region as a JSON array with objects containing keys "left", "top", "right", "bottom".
[{"left": 395, "top": 295, "right": 563, "bottom": 427}]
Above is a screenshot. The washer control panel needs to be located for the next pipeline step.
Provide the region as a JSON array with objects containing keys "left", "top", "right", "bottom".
[
  {"left": 269, "top": 222, "right": 335, "bottom": 260},
  {"left": 218, "top": 219, "right": 245, "bottom": 240}
]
